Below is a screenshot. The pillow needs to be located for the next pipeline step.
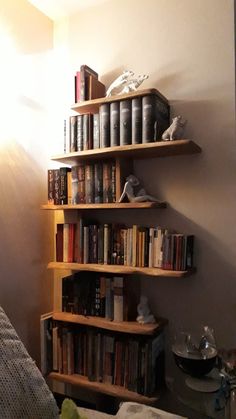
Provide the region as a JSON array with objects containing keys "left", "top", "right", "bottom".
[{"left": 0, "top": 306, "right": 59, "bottom": 418}]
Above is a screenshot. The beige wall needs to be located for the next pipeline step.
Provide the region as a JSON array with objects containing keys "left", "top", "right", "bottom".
[
  {"left": 0, "top": 0, "right": 54, "bottom": 364},
  {"left": 54, "top": 0, "right": 236, "bottom": 357}
]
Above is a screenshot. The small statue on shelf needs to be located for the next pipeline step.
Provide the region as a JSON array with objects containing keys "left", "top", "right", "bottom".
[
  {"left": 119, "top": 174, "right": 162, "bottom": 203},
  {"left": 119, "top": 74, "right": 149, "bottom": 94},
  {"left": 162, "top": 115, "right": 187, "bottom": 141},
  {"left": 137, "top": 295, "right": 156, "bottom": 324},
  {"left": 106, "top": 70, "right": 134, "bottom": 97},
  {"left": 106, "top": 70, "right": 149, "bottom": 97}
]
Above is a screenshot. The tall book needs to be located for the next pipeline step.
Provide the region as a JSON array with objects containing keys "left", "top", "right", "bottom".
[
  {"left": 77, "top": 114, "right": 83, "bottom": 151},
  {"left": 100, "top": 103, "right": 110, "bottom": 148},
  {"left": 69, "top": 116, "right": 77, "bottom": 152},
  {"left": 120, "top": 99, "right": 132, "bottom": 146},
  {"left": 80, "top": 65, "right": 98, "bottom": 101},
  {"left": 132, "top": 97, "right": 142, "bottom": 144},
  {"left": 75, "top": 71, "right": 81, "bottom": 103},
  {"left": 48, "top": 169, "right": 54, "bottom": 204},
  {"left": 103, "top": 161, "right": 112, "bottom": 203},
  {"left": 94, "top": 162, "right": 103, "bottom": 203},
  {"left": 93, "top": 113, "right": 100, "bottom": 149},
  {"left": 77, "top": 163, "right": 86, "bottom": 203},
  {"left": 59, "top": 167, "right": 71, "bottom": 205},
  {"left": 142, "top": 94, "right": 170, "bottom": 143},
  {"left": 54, "top": 169, "right": 60, "bottom": 205},
  {"left": 113, "top": 276, "right": 124, "bottom": 322},
  {"left": 83, "top": 113, "right": 93, "bottom": 150},
  {"left": 110, "top": 102, "right": 120, "bottom": 147},
  {"left": 85, "top": 163, "right": 94, "bottom": 203},
  {"left": 71, "top": 166, "right": 79, "bottom": 204}
]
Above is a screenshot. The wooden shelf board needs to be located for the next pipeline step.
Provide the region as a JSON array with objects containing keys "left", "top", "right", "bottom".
[
  {"left": 71, "top": 88, "right": 167, "bottom": 114},
  {"left": 49, "top": 372, "right": 158, "bottom": 404},
  {"left": 51, "top": 140, "right": 201, "bottom": 165},
  {"left": 47, "top": 262, "right": 194, "bottom": 277},
  {"left": 41, "top": 202, "right": 167, "bottom": 210},
  {"left": 52, "top": 311, "right": 168, "bottom": 335}
]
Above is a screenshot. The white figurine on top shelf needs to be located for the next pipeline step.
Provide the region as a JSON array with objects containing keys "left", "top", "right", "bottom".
[
  {"left": 119, "top": 174, "right": 162, "bottom": 203},
  {"left": 106, "top": 70, "right": 149, "bottom": 97},
  {"left": 106, "top": 70, "right": 134, "bottom": 97},
  {"left": 137, "top": 295, "right": 156, "bottom": 325},
  {"left": 119, "top": 74, "right": 149, "bottom": 94},
  {"left": 162, "top": 115, "right": 187, "bottom": 141}
]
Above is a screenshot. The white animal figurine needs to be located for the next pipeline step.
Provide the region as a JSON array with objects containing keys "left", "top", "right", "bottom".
[
  {"left": 119, "top": 174, "right": 162, "bottom": 203},
  {"left": 106, "top": 70, "right": 134, "bottom": 97},
  {"left": 162, "top": 115, "right": 187, "bottom": 141},
  {"left": 120, "top": 74, "right": 149, "bottom": 94},
  {"left": 137, "top": 296, "right": 156, "bottom": 325}
]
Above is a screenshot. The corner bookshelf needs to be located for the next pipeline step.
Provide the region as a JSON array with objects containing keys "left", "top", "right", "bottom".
[{"left": 42, "top": 88, "right": 201, "bottom": 405}]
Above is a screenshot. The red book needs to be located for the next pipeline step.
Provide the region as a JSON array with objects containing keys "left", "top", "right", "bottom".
[
  {"left": 56, "top": 224, "right": 63, "bottom": 262},
  {"left": 75, "top": 71, "right": 81, "bottom": 102}
]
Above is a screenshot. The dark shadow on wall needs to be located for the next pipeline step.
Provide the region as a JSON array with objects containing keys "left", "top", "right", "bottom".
[{"left": 0, "top": 140, "right": 54, "bottom": 365}]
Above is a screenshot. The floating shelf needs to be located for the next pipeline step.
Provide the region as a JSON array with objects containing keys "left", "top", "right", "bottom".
[
  {"left": 51, "top": 140, "right": 201, "bottom": 165},
  {"left": 41, "top": 202, "right": 167, "bottom": 210},
  {"left": 49, "top": 372, "right": 158, "bottom": 404},
  {"left": 71, "top": 88, "right": 168, "bottom": 114},
  {"left": 47, "top": 262, "right": 195, "bottom": 278},
  {"left": 52, "top": 311, "right": 168, "bottom": 335}
]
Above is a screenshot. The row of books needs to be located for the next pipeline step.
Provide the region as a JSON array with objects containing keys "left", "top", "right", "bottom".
[
  {"left": 74, "top": 64, "right": 105, "bottom": 102},
  {"left": 51, "top": 324, "right": 165, "bottom": 396},
  {"left": 48, "top": 160, "right": 116, "bottom": 205},
  {"left": 56, "top": 222, "right": 194, "bottom": 271},
  {"left": 68, "top": 94, "right": 170, "bottom": 152},
  {"left": 62, "top": 273, "right": 126, "bottom": 322}
]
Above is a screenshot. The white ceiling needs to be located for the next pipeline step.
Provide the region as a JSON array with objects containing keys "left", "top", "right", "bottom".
[{"left": 28, "top": 0, "right": 108, "bottom": 20}]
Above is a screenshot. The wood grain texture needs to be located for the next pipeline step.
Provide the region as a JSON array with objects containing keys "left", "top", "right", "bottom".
[{"left": 41, "top": 202, "right": 167, "bottom": 210}]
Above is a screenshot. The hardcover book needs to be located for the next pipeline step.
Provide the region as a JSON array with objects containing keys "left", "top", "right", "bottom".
[
  {"left": 110, "top": 101, "right": 120, "bottom": 147},
  {"left": 80, "top": 64, "right": 98, "bottom": 101},
  {"left": 99, "top": 103, "right": 110, "bottom": 148},
  {"left": 93, "top": 113, "right": 100, "bottom": 149},
  {"left": 77, "top": 114, "right": 83, "bottom": 151},
  {"left": 142, "top": 94, "right": 170, "bottom": 143},
  {"left": 69, "top": 116, "right": 77, "bottom": 152},
  {"left": 120, "top": 99, "right": 132, "bottom": 146},
  {"left": 132, "top": 97, "right": 142, "bottom": 144}
]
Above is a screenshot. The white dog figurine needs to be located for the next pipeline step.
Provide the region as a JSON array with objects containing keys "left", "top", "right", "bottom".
[
  {"left": 106, "top": 70, "right": 134, "bottom": 97},
  {"left": 162, "top": 115, "right": 187, "bottom": 141}
]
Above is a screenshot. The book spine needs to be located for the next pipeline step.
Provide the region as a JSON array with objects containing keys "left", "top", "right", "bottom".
[
  {"left": 85, "top": 163, "right": 94, "bottom": 203},
  {"left": 77, "top": 163, "right": 86, "bottom": 203},
  {"left": 113, "top": 276, "right": 124, "bottom": 322},
  {"left": 80, "top": 65, "right": 98, "bottom": 101},
  {"left": 100, "top": 103, "right": 110, "bottom": 148},
  {"left": 77, "top": 114, "right": 83, "bottom": 151},
  {"left": 54, "top": 169, "right": 60, "bottom": 205},
  {"left": 71, "top": 166, "right": 79, "bottom": 204},
  {"left": 110, "top": 102, "right": 120, "bottom": 147},
  {"left": 83, "top": 114, "right": 93, "bottom": 150},
  {"left": 69, "top": 116, "right": 78, "bottom": 152},
  {"left": 132, "top": 97, "right": 142, "bottom": 144},
  {"left": 111, "top": 161, "right": 116, "bottom": 203},
  {"left": 142, "top": 94, "right": 170, "bottom": 142},
  {"left": 56, "top": 224, "right": 63, "bottom": 262},
  {"left": 48, "top": 169, "right": 55, "bottom": 204},
  {"left": 120, "top": 99, "right": 132, "bottom": 145},
  {"left": 63, "top": 223, "right": 70, "bottom": 262},
  {"left": 67, "top": 171, "right": 72, "bottom": 205},
  {"left": 93, "top": 113, "right": 100, "bottom": 149},
  {"left": 103, "top": 162, "right": 112, "bottom": 203},
  {"left": 94, "top": 162, "right": 103, "bottom": 203},
  {"left": 75, "top": 71, "right": 81, "bottom": 103},
  {"left": 59, "top": 167, "right": 71, "bottom": 205}
]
